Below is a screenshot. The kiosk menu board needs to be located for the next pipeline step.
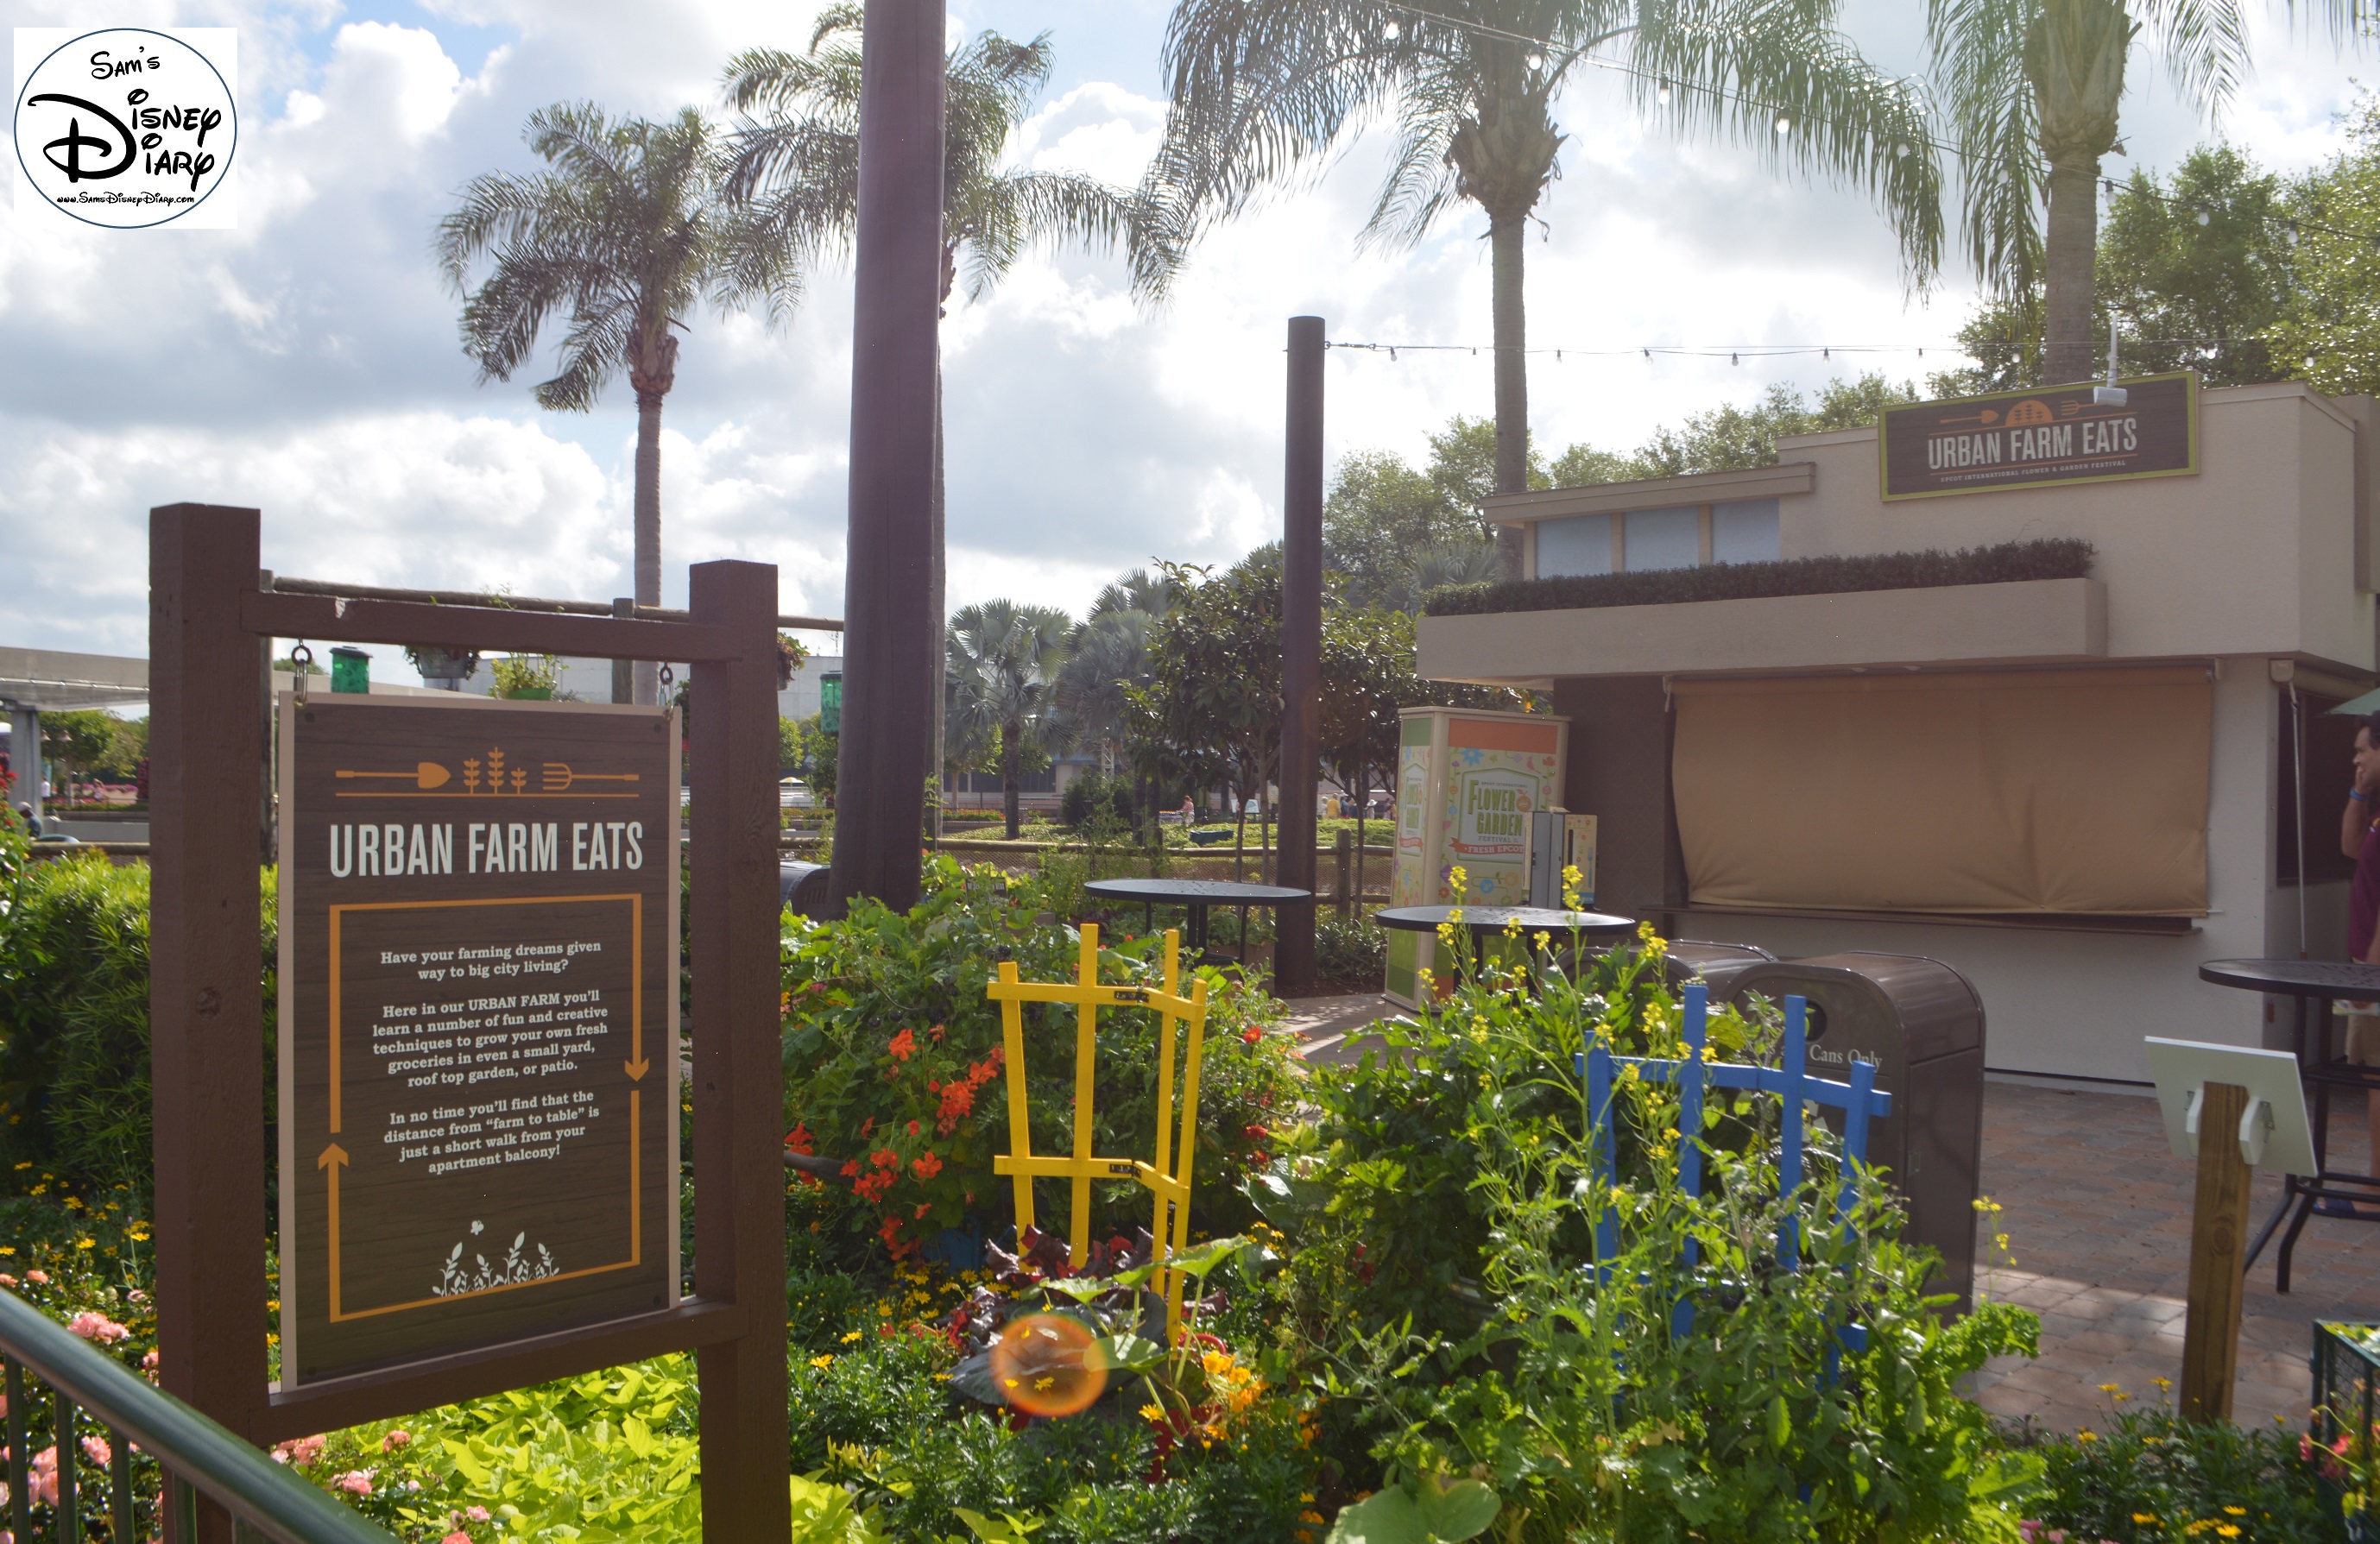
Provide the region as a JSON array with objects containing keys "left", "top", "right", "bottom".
[
  {"left": 1384, "top": 707, "right": 1569, "bottom": 1007},
  {"left": 276, "top": 696, "right": 679, "bottom": 1386}
]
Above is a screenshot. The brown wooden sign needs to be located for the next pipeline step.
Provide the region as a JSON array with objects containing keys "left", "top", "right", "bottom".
[
  {"left": 276, "top": 695, "right": 679, "bottom": 1387},
  {"left": 1879, "top": 372, "right": 2199, "bottom": 501}
]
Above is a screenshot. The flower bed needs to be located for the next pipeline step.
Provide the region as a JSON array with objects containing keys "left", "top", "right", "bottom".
[{"left": 0, "top": 819, "right": 2355, "bottom": 1541}]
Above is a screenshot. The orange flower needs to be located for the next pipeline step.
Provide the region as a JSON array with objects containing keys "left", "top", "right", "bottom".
[
  {"left": 912, "top": 1151, "right": 944, "bottom": 1181},
  {"left": 888, "top": 1027, "right": 917, "bottom": 1062}
]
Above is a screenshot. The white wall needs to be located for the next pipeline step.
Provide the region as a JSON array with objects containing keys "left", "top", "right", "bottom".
[{"left": 1780, "top": 384, "right": 2377, "bottom": 674}]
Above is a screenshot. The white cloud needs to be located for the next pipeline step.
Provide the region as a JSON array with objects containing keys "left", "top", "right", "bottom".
[{"left": 1, "top": 0, "right": 2375, "bottom": 659}]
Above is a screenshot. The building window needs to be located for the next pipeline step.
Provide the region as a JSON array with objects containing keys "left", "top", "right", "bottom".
[
  {"left": 1536, "top": 513, "right": 1612, "bottom": 577},
  {"left": 1531, "top": 498, "right": 1784, "bottom": 577},
  {"left": 1711, "top": 498, "right": 1782, "bottom": 564},
  {"left": 1623, "top": 507, "right": 1700, "bottom": 571},
  {"left": 2278, "top": 690, "right": 2360, "bottom": 886}
]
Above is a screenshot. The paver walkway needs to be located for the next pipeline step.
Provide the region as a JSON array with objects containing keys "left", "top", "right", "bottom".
[{"left": 1275, "top": 995, "right": 2380, "bottom": 1432}]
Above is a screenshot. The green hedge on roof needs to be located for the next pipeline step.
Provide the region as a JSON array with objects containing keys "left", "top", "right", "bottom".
[{"left": 1421, "top": 537, "right": 2095, "bottom": 617}]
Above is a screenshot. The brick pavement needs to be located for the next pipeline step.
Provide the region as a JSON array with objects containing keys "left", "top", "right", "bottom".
[
  {"left": 1971, "top": 1079, "right": 2380, "bottom": 1433},
  {"left": 1276, "top": 996, "right": 2380, "bottom": 1433}
]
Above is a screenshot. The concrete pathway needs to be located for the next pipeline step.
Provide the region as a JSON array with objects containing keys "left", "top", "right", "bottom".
[{"left": 1272, "top": 996, "right": 2380, "bottom": 1432}]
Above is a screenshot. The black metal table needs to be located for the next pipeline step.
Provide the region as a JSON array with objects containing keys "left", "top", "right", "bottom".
[
  {"left": 1373, "top": 904, "right": 1639, "bottom": 940},
  {"left": 1083, "top": 878, "right": 1312, "bottom": 967},
  {"left": 2198, "top": 957, "right": 2380, "bottom": 1290}
]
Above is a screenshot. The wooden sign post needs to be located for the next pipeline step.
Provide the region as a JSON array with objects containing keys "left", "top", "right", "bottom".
[
  {"left": 2144, "top": 1037, "right": 2320, "bottom": 1426},
  {"left": 149, "top": 505, "right": 787, "bottom": 1542},
  {"left": 2179, "top": 1081, "right": 2254, "bottom": 1422}
]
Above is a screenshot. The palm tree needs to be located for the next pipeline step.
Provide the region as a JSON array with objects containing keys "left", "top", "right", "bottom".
[
  {"left": 1051, "top": 570, "right": 1179, "bottom": 830},
  {"left": 1149, "top": 1, "right": 1941, "bottom": 577},
  {"left": 438, "top": 103, "right": 799, "bottom": 704},
  {"left": 947, "top": 601, "right": 1075, "bottom": 839},
  {"left": 1928, "top": 0, "right": 2366, "bottom": 386},
  {"left": 721, "top": 9, "right": 1176, "bottom": 801}
]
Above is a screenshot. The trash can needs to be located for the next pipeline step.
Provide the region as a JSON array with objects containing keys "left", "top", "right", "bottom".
[
  {"left": 1723, "top": 952, "right": 1985, "bottom": 1308},
  {"left": 1659, "top": 940, "right": 1777, "bottom": 999},
  {"left": 780, "top": 861, "right": 832, "bottom": 918}
]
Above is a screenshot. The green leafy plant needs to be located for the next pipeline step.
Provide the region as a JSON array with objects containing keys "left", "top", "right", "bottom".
[
  {"left": 0, "top": 857, "right": 278, "bottom": 1199},
  {"left": 781, "top": 857, "right": 1294, "bottom": 1258},
  {"left": 1262, "top": 924, "right": 2043, "bottom": 1542},
  {"left": 488, "top": 653, "right": 561, "bottom": 698},
  {"left": 2008, "top": 1387, "right": 2346, "bottom": 1544},
  {"left": 1313, "top": 916, "right": 1386, "bottom": 987}
]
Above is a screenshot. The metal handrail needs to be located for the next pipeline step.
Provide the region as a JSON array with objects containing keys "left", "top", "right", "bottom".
[{"left": 0, "top": 1289, "right": 397, "bottom": 1544}]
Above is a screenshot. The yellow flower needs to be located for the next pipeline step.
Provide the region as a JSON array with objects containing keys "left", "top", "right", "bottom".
[
  {"left": 2076, "top": 1429, "right": 2096, "bottom": 1443},
  {"left": 2153, "top": 1377, "right": 2171, "bottom": 1391},
  {"left": 0, "top": 1247, "right": 14, "bottom": 1257},
  {"left": 2216, "top": 1527, "right": 2240, "bottom": 1540},
  {"left": 2099, "top": 1383, "right": 2123, "bottom": 1396},
  {"left": 74, "top": 1238, "right": 93, "bottom": 1251},
  {"left": 841, "top": 1330, "right": 863, "bottom": 1344},
  {"left": 1139, "top": 1403, "right": 1164, "bottom": 1421},
  {"left": 2222, "top": 1507, "right": 2245, "bottom": 1516},
  {"left": 810, "top": 1353, "right": 835, "bottom": 1369},
  {"left": 2134, "top": 1515, "right": 2159, "bottom": 1525}
]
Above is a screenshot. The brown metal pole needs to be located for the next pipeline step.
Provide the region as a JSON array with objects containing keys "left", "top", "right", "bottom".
[
  {"left": 149, "top": 504, "right": 268, "bottom": 1541},
  {"left": 2179, "top": 1081, "right": 2255, "bottom": 1422},
  {"left": 1275, "top": 316, "right": 1325, "bottom": 994},
  {"left": 830, "top": 0, "right": 945, "bottom": 915},
  {"left": 688, "top": 559, "right": 790, "bottom": 1540}
]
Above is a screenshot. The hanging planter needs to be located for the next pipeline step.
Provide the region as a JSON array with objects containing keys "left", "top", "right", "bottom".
[
  {"left": 490, "top": 652, "right": 563, "bottom": 700},
  {"left": 404, "top": 645, "right": 481, "bottom": 687}
]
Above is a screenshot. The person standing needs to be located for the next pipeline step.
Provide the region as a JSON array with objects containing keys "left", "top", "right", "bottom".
[{"left": 2337, "top": 712, "right": 2380, "bottom": 1195}]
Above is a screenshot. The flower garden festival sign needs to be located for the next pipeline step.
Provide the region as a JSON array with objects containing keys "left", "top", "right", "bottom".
[{"left": 12, "top": 27, "right": 237, "bottom": 230}]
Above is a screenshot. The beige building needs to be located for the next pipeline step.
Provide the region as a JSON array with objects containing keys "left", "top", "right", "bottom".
[{"left": 1419, "top": 379, "right": 2380, "bottom": 1085}]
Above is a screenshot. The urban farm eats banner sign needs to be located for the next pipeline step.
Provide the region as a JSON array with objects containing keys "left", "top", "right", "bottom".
[
  {"left": 277, "top": 696, "right": 679, "bottom": 1386},
  {"left": 1878, "top": 374, "right": 2198, "bottom": 501},
  {"left": 11, "top": 27, "right": 237, "bottom": 230}
]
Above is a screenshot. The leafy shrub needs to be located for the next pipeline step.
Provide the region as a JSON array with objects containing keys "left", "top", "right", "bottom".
[
  {"left": 782, "top": 857, "right": 1295, "bottom": 1260},
  {"left": 1259, "top": 926, "right": 2042, "bottom": 1541},
  {"left": 1424, "top": 537, "right": 2094, "bottom": 617},
  {"left": 2009, "top": 1394, "right": 2345, "bottom": 1543},
  {"left": 1313, "top": 916, "right": 1386, "bottom": 986},
  {"left": 0, "top": 857, "right": 279, "bottom": 1199},
  {"left": 1060, "top": 772, "right": 1136, "bottom": 830}
]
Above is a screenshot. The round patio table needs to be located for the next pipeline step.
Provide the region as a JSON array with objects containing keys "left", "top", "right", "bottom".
[
  {"left": 2198, "top": 957, "right": 2380, "bottom": 1291},
  {"left": 1373, "top": 905, "right": 1638, "bottom": 941},
  {"left": 1083, "top": 878, "right": 1312, "bottom": 967}
]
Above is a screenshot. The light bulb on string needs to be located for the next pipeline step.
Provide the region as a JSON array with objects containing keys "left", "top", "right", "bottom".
[
  {"left": 2195, "top": 211, "right": 2211, "bottom": 227},
  {"left": 1656, "top": 80, "right": 1672, "bottom": 105},
  {"left": 1525, "top": 52, "right": 1544, "bottom": 70},
  {"left": 1775, "top": 116, "right": 1791, "bottom": 135},
  {"left": 2307, "top": 352, "right": 2319, "bottom": 371},
  {"left": 1383, "top": 19, "right": 1399, "bottom": 39},
  {"left": 2287, "top": 217, "right": 2302, "bottom": 248}
]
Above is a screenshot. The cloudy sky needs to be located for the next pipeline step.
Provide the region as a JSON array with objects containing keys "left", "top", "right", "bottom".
[{"left": 2, "top": 0, "right": 2370, "bottom": 681}]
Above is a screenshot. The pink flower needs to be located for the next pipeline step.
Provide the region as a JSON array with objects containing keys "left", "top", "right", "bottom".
[
  {"left": 382, "top": 1429, "right": 411, "bottom": 1452},
  {"left": 79, "top": 1435, "right": 110, "bottom": 1468},
  {"left": 443, "top": 1534, "right": 472, "bottom": 1544},
  {"left": 66, "top": 1312, "right": 129, "bottom": 1343},
  {"left": 141, "top": 1351, "right": 158, "bottom": 1371},
  {"left": 24, "top": 1271, "right": 47, "bottom": 1286},
  {"left": 333, "top": 1471, "right": 372, "bottom": 1496},
  {"left": 26, "top": 1448, "right": 56, "bottom": 1507},
  {"left": 272, "top": 1434, "right": 326, "bottom": 1468},
  {"left": 0, "top": 1275, "right": 15, "bottom": 1288},
  {"left": 466, "top": 1506, "right": 491, "bottom": 1522}
]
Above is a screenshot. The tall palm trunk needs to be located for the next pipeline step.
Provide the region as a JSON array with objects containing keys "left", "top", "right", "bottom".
[
  {"left": 2042, "top": 157, "right": 2103, "bottom": 383},
  {"left": 1488, "top": 210, "right": 1529, "bottom": 577},
  {"left": 627, "top": 330, "right": 679, "bottom": 706},
  {"left": 1001, "top": 719, "right": 1022, "bottom": 840},
  {"left": 2027, "top": 0, "right": 2132, "bottom": 384},
  {"left": 1448, "top": 66, "right": 1560, "bottom": 582}
]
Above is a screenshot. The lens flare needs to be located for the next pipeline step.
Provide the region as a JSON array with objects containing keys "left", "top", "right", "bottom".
[{"left": 989, "top": 1312, "right": 1108, "bottom": 1418}]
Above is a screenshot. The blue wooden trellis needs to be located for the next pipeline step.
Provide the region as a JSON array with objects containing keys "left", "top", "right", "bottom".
[{"left": 1576, "top": 985, "right": 1894, "bottom": 1349}]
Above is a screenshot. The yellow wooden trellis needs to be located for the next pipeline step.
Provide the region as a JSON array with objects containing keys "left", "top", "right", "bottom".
[{"left": 988, "top": 923, "right": 1210, "bottom": 1339}]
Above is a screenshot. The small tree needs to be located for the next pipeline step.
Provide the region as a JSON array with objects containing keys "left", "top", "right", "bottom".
[{"left": 1131, "top": 558, "right": 1284, "bottom": 881}]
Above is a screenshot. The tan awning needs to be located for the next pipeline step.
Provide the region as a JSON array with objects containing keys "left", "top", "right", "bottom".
[{"left": 1672, "top": 666, "right": 2211, "bottom": 915}]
